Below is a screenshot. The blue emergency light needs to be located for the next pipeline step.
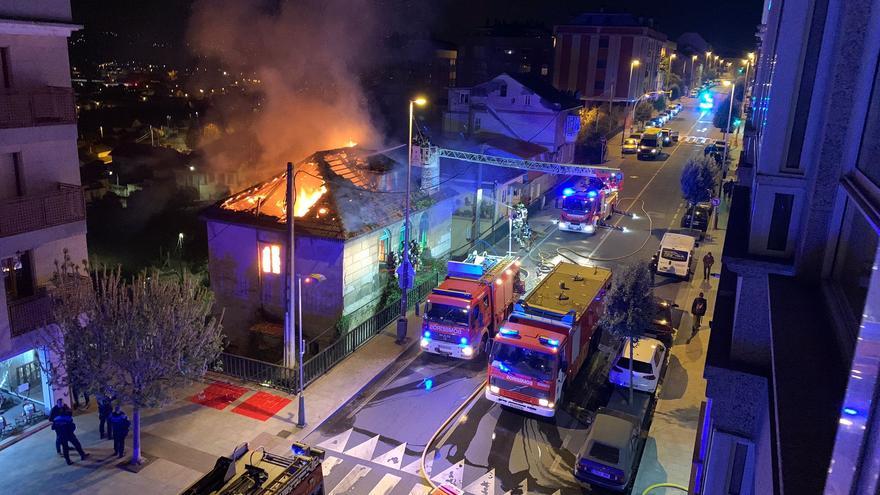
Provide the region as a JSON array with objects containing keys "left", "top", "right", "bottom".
[
  {"left": 499, "top": 328, "right": 519, "bottom": 337},
  {"left": 587, "top": 190, "right": 597, "bottom": 198},
  {"left": 423, "top": 331, "right": 431, "bottom": 338},
  {"left": 459, "top": 337, "right": 468, "bottom": 345},
  {"left": 562, "top": 187, "right": 576, "bottom": 197},
  {"left": 539, "top": 336, "right": 560, "bottom": 347}
]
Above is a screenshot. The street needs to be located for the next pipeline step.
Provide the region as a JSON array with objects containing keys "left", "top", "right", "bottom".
[{"left": 304, "top": 97, "right": 728, "bottom": 494}]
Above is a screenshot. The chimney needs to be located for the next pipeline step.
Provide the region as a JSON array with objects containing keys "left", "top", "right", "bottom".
[{"left": 414, "top": 144, "right": 440, "bottom": 194}]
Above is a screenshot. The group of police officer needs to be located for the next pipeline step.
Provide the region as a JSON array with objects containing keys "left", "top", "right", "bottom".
[{"left": 48, "top": 393, "right": 131, "bottom": 465}]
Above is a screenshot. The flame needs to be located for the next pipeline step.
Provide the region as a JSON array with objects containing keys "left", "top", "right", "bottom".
[{"left": 221, "top": 162, "right": 327, "bottom": 220}]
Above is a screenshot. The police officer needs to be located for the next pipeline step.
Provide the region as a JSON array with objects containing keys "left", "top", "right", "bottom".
[
  {"left": 48, "top": 399, "right": 66, "bottom": 456},
  {"left": 97, "top": 394, "right": 114, "bottom": 439},
  {"left": 109, "top": 405, "right": 130, "bottom": 458},
  {"left": 54, "top": 408, "right": 88, "bottom": 465}
]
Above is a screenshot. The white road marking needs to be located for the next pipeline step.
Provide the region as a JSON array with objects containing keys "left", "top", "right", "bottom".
[
  {"left": 431, "top": 459, "right": 464, "bottom": 489},
  {"left": 317, "top": 429, "right": 353, "bottom": 453},
  {"left": 322, "top": 456, "right": 344, "bottom": 477},
  {"left": 372, "top": 442, "right": 407, "bottom": 470},
  {"left": 401, "top": 455, "right": 432, "bottom": 476},
  {"left": 463, "top": 468, "right": 496, "bottom": 495},
  {"left": 407, "top": 484, "right": 432, "bottom": 495},
  {"left": 328, "top": 464, "right": 371, "bottom": 495},
  {"left": 502, "top": 479, "right": 528, "bottom": 495},
  {"left": 344, "top": 434, "right": 380, "bottom": 461},
  {"left": 368, "top": 473, "right": 401, "bottom": 495}
]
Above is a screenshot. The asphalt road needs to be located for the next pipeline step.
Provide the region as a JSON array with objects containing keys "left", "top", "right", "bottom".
[{"left": 304, "top": 98, "right": 718, "bottom": 495}]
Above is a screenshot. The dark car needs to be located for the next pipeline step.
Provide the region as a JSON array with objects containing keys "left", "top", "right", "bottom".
[
  {"left": 680, "top": 202, "right": 712, "bottom": 233},
  {"left": 646, "top": 297, "right": 678, "bottom": 346}
]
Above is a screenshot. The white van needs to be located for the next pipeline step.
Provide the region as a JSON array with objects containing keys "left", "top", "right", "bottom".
[{"left": 654, "top": 233, "right": 695, "bottom": 279}]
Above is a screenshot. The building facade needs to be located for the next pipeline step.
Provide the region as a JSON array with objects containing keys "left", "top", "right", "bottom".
[
  {"left": 697, "top": 0, "right": 880, "bottom": 493},
  {"left": 454, "top": 23, "right": 554, "bottom": 88},
  {"left": 0, "top": 0, "right": 83, "bottom": 419},
  {"left": 443, "top": 73, "right": 582, "bottom": 163},
  {"left": 553, "top": 13, "right": 666, "bottom": 103}
]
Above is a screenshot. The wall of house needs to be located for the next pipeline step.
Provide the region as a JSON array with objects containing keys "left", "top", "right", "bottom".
[
  {"left": 0, "top": 1, "right": 72, "bottom": 22},
  {"left": 342, "top": 197, "right": 455, "bottom": 316},
  {"left": 0, "top": 33, "right": 73, "bottom": 87}
]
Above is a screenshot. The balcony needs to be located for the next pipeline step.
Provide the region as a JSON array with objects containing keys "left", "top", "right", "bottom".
[
  {"left": 0, "top": 86, "right": 76, "bottom": 129},
  {"left": 0, "top": 183, "right": 85, "bottom": 238},
  {"left": 7, "top": 289, "right": 52, "bottom": 337}
]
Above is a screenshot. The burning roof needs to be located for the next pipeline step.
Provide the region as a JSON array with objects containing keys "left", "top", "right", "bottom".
[{"left": 208, "top": 146, "right": 448, "bottom": 240}]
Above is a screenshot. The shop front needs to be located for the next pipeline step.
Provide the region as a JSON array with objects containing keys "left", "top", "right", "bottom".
[{"left": 0, "top": 348, "right": 54, "bottom": 444}]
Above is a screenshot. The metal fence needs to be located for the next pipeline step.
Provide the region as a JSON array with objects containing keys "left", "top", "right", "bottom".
[{"left": 213, "top": 272, "right": 440, "bottom": 393}]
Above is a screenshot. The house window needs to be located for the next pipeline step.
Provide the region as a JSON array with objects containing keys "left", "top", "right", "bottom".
[
  {"left": 1, "top": 251, "right": 34, "bottom": 302},
  {"left": 523, "top": 95, "right": 531, "bottom": 105},
  {"left": 499, "top": 83, "right": 507, "bottom": 97},
  {"left": 474, "top": 116, "right": 481, "bottom": 131},
  {"left": 598, "top": 37, "right": 609, "bottom": 48},
  {"left": 378, "top": 229, "right": 390, "bottom": 263},
  {"left": 594, "top": 80, "right": 605, "bottom": 91},
  {"left": 856, "top": 58, "right": 880, "bottom": 187},
  {"left": 459, "top": 92, "right": 469, "bottom": 104},
  {"left": 399, "top": 225, "right": 407, "bottom": 251},
  {"left": 541, "top": 65, "right": 549, "bottom": 76},
  {"left": 766, "top": 193, "right": 794, "bottom": 251},
  {"left": 260, "top": 244, "right": 281, "bottom": 274},
  {"left": 597, "top": 58, "right": 607, "bottom": 69},
  {"left": 831, "top": 200, "right": 879, "bottom": 326}
]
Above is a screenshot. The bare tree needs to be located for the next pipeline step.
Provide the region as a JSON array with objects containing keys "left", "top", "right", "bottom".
[
  {"left": 680, "top": 156, "right": 717, "bottom": 230},
  {"left": 599, "top": 261, "right": 655, "bottom": 404},
  {"left": 42, "top": 254, "right": 224, "bottom": 465}
]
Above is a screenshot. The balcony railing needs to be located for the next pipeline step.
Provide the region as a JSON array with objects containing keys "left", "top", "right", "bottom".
[
  {"left": 8, "top": 289, "right": 52, "bottom": 338},
  {"left": 0, "top": 183, "right": 86, "bottom": 238},
  {"left": 0, "top": 86, "right": 76, "bottom": 129}
]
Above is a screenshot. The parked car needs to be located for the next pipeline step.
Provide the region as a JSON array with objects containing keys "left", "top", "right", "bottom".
[
  {"left": 637, "top": 129, "right": 663, "bottom": 160},
  {"left": 646, "top": 297, "right": 678, "bottom": 346},
  {"left": 658, "top": 111, "right": 670, "bottom": 123},
  {"left": 670, "top": 130, "right": 680, "bottom": 142},
  {"left": 680, "top": 202, "right": 713, "bottom": 235},
  {"left": 666, "top": 104, "right": 678, "bottom": 116},
  {"left": 645, "top": 118, "right": 662, "bottom": 128},
  {"left": 653, "top": 232, "right": 696, "bottom": 279},
  {"left": 574, "top": 408, "right": 641, "bottom": 491},
  {"left": 689, "top": 89, "right": 699, "bottom": 97},
  {"left": 622, "top": 138, "right": 639, "bottom": 154},
  {"left": 608, "top": 337, "right": 667, "bottom": 393},
  {"left": 660, "top": 128, "right": 673, "bottom": 146},
  {"left": 629, "top": 133, "right": 642, "bottom": 140},
  {"left": 674, "top": 103, "right": 682, "bottom": 113}
]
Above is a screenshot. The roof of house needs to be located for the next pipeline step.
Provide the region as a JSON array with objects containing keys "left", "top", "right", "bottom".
[
  {"left": 562, "top": 12, "right": 655, "bottom": 28},
  {"left": 504, "top": 72, "right": 582, "bottom": 109},
  {"left": 203, "top": 146, "right": 454, "bottom": 240}
]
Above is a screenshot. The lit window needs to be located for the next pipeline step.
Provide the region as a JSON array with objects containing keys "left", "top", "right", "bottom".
[{"left": 260, "top": 244, "right": 281, "bottom": 274}]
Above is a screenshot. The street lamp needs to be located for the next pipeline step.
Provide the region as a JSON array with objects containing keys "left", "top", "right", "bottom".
[
  {"left": 721, "top": 79, "right": 736, "bottom": 166},
  {"left": 295, "top": 272, "right": 325, "bottom": 428},
  {"left": 622, "top": 60, "right": 640, "bottom": 145},
  {"left": 691, "top": 55, "right": 698, "bottom": 89},
  {"left": 396, "top": 96, "right": 427, "bottom": 344},
  {"left": 705, "top": 51, "right": 712, "bottom": 74},
  {"left": 667, "top": 54, "right": 676, "bottom": 90}
]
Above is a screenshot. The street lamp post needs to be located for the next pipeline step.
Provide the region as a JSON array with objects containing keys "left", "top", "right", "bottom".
[
  {"left": 296, "top": 273, "right": 325, "bottom": 428},
  {"left": 705, "top": 51, "right": 712, "bottom": 79},
  {"left": 721, "top": 79, "right": 736, "bottom": 168},
  {"left": 667, "top": 54, "right": 676, "bottom": 91},
  {"left": 396, "top": 96, "right": 427, "bottom": 344},
  {"left": 691, "top": 55, "right": 698, "bottom": 90},
  {"left": 622, "top": 59, "right": 640, "bottom": 145}
]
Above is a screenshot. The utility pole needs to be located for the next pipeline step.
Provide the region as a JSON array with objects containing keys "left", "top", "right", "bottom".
[{"left": 284, "top": 162, "right": 296, "bottom": 369}]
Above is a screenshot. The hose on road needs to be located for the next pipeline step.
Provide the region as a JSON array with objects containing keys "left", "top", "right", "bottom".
[
  {"left": 420, "top": 380, "right": 487, "bottom": 490},
  {"left": 641, "top": 482, "right": 689, "bottom": 494},
  {"left": 556, "top": 197, "right": 655, "bottom": 263}
]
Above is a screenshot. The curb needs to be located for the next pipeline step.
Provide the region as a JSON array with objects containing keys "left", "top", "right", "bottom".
[
  {"left": 294, "top": 335, "right": 421, "bottom": 440},
  {"left": 0, "top": 421, "right": 51, "bottom": 453}
]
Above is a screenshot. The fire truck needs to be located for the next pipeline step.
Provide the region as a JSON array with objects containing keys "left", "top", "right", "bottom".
[
  {"left": 421, "top": 253, "right": 523, "bottom": 359},
  {"left": 557, "top": 176, "right": 621, "bottom": 234},
  {"left": 181, "top": 442, "right": 324, "bottom": 495},
  {"left": 485, "top": 262, "right": 612, "bottom": 417}
]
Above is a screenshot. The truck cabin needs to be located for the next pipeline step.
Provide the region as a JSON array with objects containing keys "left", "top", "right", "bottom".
[{"left": 488, "top": 324, "right": 564, "bottom": 409}]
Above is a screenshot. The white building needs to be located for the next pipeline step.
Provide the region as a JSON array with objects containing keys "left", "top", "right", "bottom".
[
  {"left": 0, "top": 0, "right": 83, "bottom": 421},
  {"left": 443, "top": 72, "right": 582, "bottom": 163}
]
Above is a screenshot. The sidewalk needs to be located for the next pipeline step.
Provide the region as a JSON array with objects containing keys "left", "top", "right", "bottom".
[
  {"left": 631, "top": 136, "right": 739, "bottom": 495},
  {"left": 0, "top": 310, "right": 425, "bottom": 494}
]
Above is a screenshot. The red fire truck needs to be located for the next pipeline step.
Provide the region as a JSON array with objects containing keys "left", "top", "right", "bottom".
[
  {"left": 485, "top": 262, "right": 612, "bottom": 417},
  {"left": 182, "top": 442, "right": 324, "bottom": 495},
  {"left": 558, "top": 176, "right": 621, "bottom": 234},
  {"left": 421, "top": 253, "right": 523, "bottom": 359}
]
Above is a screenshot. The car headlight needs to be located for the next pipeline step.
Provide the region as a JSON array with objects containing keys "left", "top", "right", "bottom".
[
  {"left": 652, "top": 149, "right": 658, "bottom": 153},
  {"left": 461, "top": 345, "right": 474, "bottom": 357},
  {"left": 420, "top": 338, "right": 430, "bottom": 348},
  {"left": 539, "top": 398, "right": 549, "bottom": 407},
  {"left": 489, "top": 385, "right": 500, "bottom": 394},
  {"left": 638, "top": 146, "right": 643, "bottom": 150}
]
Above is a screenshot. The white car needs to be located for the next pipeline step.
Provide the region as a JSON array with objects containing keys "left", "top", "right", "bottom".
[{"left": 608, "top": 337, "right": 667, "bottom": 393}]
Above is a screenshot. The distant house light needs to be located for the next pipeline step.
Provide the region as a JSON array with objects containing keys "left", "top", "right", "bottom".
[{"left": 261, "top": 244, "right": 281, "bottom": 274}]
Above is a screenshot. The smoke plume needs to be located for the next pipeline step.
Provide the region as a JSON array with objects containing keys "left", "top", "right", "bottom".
[{"left": 187, "top": 0, "right": 383, "bottom": 180}]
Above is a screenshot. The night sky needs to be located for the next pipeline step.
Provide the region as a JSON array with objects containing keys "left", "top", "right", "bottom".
[{"left": 70, "top": 0, "right": 763, "bottom": 62}]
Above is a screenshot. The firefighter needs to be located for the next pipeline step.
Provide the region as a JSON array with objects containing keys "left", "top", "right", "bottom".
[{"left": 109, "top": 405, "right": 131, "bottom": 458}]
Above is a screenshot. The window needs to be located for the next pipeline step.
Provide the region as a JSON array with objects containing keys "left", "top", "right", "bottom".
[
  {"left": 474, "top": 116, "right": 481, "bottom": 131},
  {"left": 519, "top": 63, "right": 531, "bottom": 73},
  {"left": 522, "top": 95, "right": 531, "bottom": 105},
  {"left": 378, "top": 229, "right": 390, "bottom": 263},
  {"left": 0, "top": 153, "right": 23, "bottom": 200},
  {"left": 499, "top": 83, "right": 507, "bottom": 97},
  {"left": 1, "top": 251, "right": 34, "bottom": 301},
  {"left": 598, "top": 37, "right": 609, "bottom": 49},
  {"left": 419, "top": 214, "right": 429, "bottom": 247},
  {"left": 541, "top": 65, "right": 549, "bottom": 76},
  {"left": 458, "top": 92, "right": 469, "bottom": 104},
  {"left": 399, "top": 225, "right": 407, "bottom": 251},
  {"left": 259, "top": 244, "right": 281, "bottom": 274},
  {"left": 597, "top": 58, "right": 607, "bottom": 69},
  {"left": 594, "top": 80, "right": 605, "bottom": 91},
  {"left": 589, "top": 442, "right": 620, "bottom": 464},
  {"left": 766, "top": 193, "right": 794, "bottom": 251},
  {"left": 856, "top": 59, "right": 880, "bottom": 187},
  {"left": 615, "top": 356, "right": 653, "bottom": 374},
  {"left": 0, "top": 47, "right": 11, "bottom": 88},
  {"left": 831, "top": 200, "right": 879, "bottom": 323}
]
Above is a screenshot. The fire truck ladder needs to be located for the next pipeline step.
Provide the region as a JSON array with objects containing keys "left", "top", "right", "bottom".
[
  {"left": 258, "top": 454, "right": 322, "bottom": 494},
  {"left": 428, "top": 146, "right": 622, "bottom": 179}
]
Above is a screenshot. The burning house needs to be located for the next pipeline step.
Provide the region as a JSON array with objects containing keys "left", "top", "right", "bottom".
[{"left": 203, "top": 146, "right": 454, "bottom": 358}]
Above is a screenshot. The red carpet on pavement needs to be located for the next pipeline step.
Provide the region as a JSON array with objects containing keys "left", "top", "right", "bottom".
[
  {"left": 231, "top": 391, "right": 292, "bottom": 421},
  {"left": 190, "top": 381, "right": 249, "bottom": 410}
]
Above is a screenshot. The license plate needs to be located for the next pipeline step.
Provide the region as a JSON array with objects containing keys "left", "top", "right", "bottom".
[
  {"left": 592, "top": 469, "right": 613, "bottom": 480},
  {"left": 434, "top": 343, "right": 453, "bottom": 354}
]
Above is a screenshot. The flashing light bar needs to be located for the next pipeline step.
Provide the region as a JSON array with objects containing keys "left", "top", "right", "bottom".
[
  {"left": 423, "top": 331, "right": 431, "bottom": 338},
  {"left": 587, "top": 190, "right": 597, "bottom": 198},
  {"left": 539, "top": 336, "right": 560, "bottom": 347},
  {"left": 499, "top": 328, "right": 519, "bottom": 337},
  {"left": 562, "top": 187, "right": 576, "bottom": 197}
]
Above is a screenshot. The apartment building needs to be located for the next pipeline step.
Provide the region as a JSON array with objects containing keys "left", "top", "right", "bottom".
[
  {"left": 553, "top": 13, "right": 666, "bottom": 103},
  {"left": 695, "top": 0, "right": 880, "bottom": 493},
  {"left": 0, "top": 0, "right": 83, "bottom": 423}
]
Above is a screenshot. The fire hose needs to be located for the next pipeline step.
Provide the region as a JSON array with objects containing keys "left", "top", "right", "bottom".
[
  {"left": 420, "top": 380, "right": 487, "bottom": 490},
  {"left": 556, "top": 197, "right": 655, "bottom": 263}
]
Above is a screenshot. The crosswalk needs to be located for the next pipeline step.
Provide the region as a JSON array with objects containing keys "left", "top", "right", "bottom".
[
  {"left": 314, "top": 428, "right": 564, "bottom": 495},
  {"left": 678, "top": 135, "right": 714, "bottom": 144}
]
